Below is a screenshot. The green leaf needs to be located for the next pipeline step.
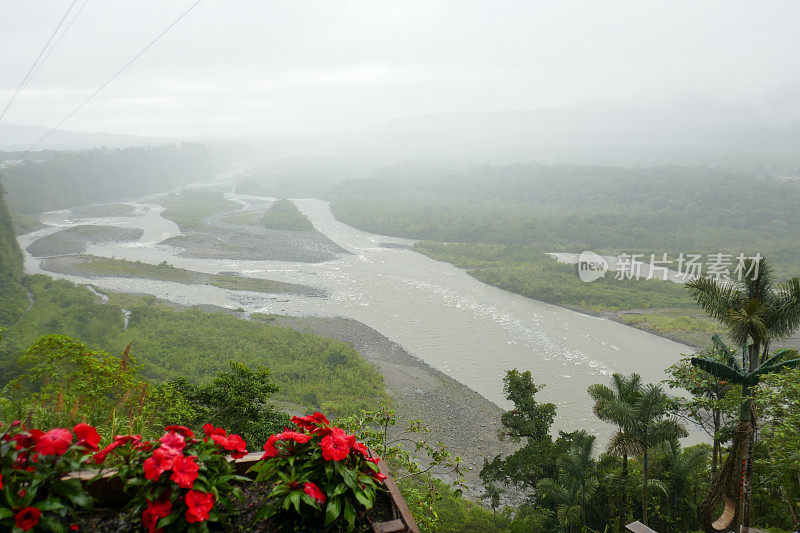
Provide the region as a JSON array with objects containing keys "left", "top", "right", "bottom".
[
  {"left": 39, "top": 515, "right": 67, "bottom": 533},
  {"left": 324, "top": 497, "right": 342, "bottom": 526},
  {"left": 343, "top": 500, "right": 356, "bottom": 525},
  {"left": 156, "top": 512, "right": 180, "bottom": 529},
  {"left": 253, "top": 505, "right": 275, "bottom": 522},
  {"left": 354, "top": 490, "right": 374, "bottom": 510},
  {"left": 0, "top": 508, "right": 13, "bottom": 519},
  {"left": 35, "top": 499, "right": 66, "bottom": 512},
  {"left": 289, "top": 490, "right": 302, "bottom": 513}
]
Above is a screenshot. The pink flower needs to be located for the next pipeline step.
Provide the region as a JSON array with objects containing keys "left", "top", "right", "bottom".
[{"left": 170, "top": 455, "right": 199, "bottom": 489}]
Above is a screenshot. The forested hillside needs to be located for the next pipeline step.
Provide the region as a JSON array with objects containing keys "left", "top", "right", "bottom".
[
  {"left": 0, "top": 143, "right": 215, "bottom": 213},
  {"left": 0, "top": 185, "right": 27, "bottom": 325}
]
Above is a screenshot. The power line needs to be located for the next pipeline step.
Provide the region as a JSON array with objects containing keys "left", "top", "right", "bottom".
[
  {"left": 0, "top": 0, "right": 80, "bottom": 122},
  {"left": 28, "top": 0, "right": 92, "bottom": 84},
  {"left": 22, "top": 0, "right": 204, "bottom": 158}
]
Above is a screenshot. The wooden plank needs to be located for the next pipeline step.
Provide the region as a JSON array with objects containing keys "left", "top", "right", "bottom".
[
  {"left": 626, "top": 521, "right": 659, "bottom": 533},
  {"left": 376, "top": 457, "right": 420, "bottom": 533},
  {"left": 373, "top": 519, "right": 407, "bottom": 533}
]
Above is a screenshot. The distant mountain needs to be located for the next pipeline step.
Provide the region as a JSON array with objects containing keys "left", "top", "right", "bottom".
[
  {"left": 350, "top": 98, "right": 800, "bottom": 170},
  {"left": 0, "top": 123, "right": 172, "bottom": 151}
]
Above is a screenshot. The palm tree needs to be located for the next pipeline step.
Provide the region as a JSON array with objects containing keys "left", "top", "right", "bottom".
[
  {"left": 690, "top": 339, "right": 800, "bottom": 530},
  {"left": 659, "top": 439, "right": 709, "bottom": 532},
  {"left": 687, "top": 257, "right": 800, "bottom": 528},
  {"left": 607, "top": 383, "right": 687, "bottom": 526},
  {"left": 588, "top": 373, "right": 641, "bottom": 530},
  {"left": 538, "top": 431, "right": 599, "bottom": 532}
]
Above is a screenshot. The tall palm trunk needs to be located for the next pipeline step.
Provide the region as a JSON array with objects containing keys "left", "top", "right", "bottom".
[
  {"left": 642, "top": 448, "right": 649, "bottom": 524},
  {"left": 621, "top": 452, "right": 629, "bottom": 532},
  {"left": 741, "top": 344, "right": 759, "bottom": 530}
]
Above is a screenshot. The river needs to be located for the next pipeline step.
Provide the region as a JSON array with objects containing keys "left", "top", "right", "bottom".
[{"left": 18, "top": 186, "right": 695, "bottom": 439}]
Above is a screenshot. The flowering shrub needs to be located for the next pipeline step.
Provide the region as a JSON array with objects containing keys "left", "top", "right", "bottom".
[
  {"left": 99, "top": 424, "right": 249, "bottom": 532},
  {"left": 250, "top": 412, "right": 387, "bottom": 530},
  {"left": 0, "top": 420, "right": 99, "bottom": 532}
]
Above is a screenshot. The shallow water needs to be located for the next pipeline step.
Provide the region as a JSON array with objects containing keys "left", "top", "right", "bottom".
[{"left": 19, "top": 188, "right": 696, "bottom": 440}]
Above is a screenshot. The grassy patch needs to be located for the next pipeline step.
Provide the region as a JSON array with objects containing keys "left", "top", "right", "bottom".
[
  {"left": 10, "top": 211, "right": 44, "bottom": 235},
  {"left": 0, "top": 277, "right": 386, "bottom": 418},
  {"left": 415, "top": 241, "right": 697, "bottom": 312},
  {"left": 42, "top": 255, "right": 323, "bottom": 296},
  {"left": 261, "top": 199, "right": 313, "bottom": 231},
  {"left": 160, "top": 189, "right": 237, "bottom": 231}
]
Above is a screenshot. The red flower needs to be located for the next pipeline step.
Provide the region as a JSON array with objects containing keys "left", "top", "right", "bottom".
[
  {"left": 170, "top": 455, "right": 199, "bottom": 488},
  {"left": 352, "top": 441, "right": 369, "bottom": 458},
  {"left": 142, "top": 493, "right": 172, "bottom": 533},
  {"left": 291, "top": 412, "right": 330, "bottom": 432},
  {"left": 144, "top": 448, "right": 175, "bottom": 481},
  {"left": 320, "top": 427, "right": 352, "bottom": 461},
  {"left": 184, "top": 490, "right": 215, "bottom": 523},
  {"left": 211, "top": 433, "right": 248, "bottom": 459},
  {"left": 203, "top": 423, "right": 226, "bottom": 438},
  {"left": 164, "top": 425, "right": 194, "bottom": 439},
  {"left": 159, "top": 432, "right": 186, "bottom": 456},
  {"left": 261, "top": 435, "right": 279, "bottom": 459},
  {"left": 15, "top": 507, "right": 41, "bottom": 531},
  {"left": 73, "top": 423, "right": 101, "bottom": 452},
  {"left": 35, "top": 428, "right": 72, "bottom": 456},
  {"left": 115, "top": 434, "right": 142, "bottom": 446},
  {"left": 276, "top": 430, "right": 312, "bottom": 444},
  {"left": 0, "top": 473, "right": 3, "bottom": 490},
  {"left": 303, "top": 482, "right": 327, "bottom": 505},
  {"left": 370, "top": 471, "right": 388, "bottom": 483}
]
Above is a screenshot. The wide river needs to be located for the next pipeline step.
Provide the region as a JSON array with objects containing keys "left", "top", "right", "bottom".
[{"left": 18, "top": 184, "right": 694, "bottom": 439}]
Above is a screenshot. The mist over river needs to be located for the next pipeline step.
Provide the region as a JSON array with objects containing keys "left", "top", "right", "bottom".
[{"left": 18, "top": 186, "right": 695, "bottom": 441}]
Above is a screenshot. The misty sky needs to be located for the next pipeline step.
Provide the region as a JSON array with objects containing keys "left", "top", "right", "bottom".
[{"left": 2, "top": 1, "right": 800, "bottom": 139}]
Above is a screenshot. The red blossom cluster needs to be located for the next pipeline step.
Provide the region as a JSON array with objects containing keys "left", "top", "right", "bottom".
[
  {"left": 102, "top": 424, "right": 247, "bottom": 532},
  {"left": 1, "top": 420, "right": 101, "bottom": 531},
  {"left": 261, "top": 412, "right": 387, "bottom": 479}
]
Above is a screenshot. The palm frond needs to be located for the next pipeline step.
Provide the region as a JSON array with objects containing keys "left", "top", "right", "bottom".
[
  {"left": 712, "top": 335, "right": 742, "bottom": 373},
  {"left": 686, "top": 276, "right": 742, "bottom": 324},
  {"left": 754, "top": 357, "right": 800, "bottom": 377},
  {"left": 690, "top": 356, "right": 748, "bottom": 385},
  {"left": 770, "top": 277, "right": 800, "bottom": 338}
]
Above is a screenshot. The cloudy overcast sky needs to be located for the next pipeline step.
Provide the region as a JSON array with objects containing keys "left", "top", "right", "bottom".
[{"left": 2, "top": 0, "right": 800, "bottom": 138}]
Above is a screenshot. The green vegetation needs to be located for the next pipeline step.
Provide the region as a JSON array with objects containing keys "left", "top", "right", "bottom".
[
  {"left": 41, "top": 255, "right": 322, "bottom": 296},
  {"left": 416, "top": 241, "right": 697, "bottom": 313},
  {"left": 0, "top": 144, "right": 215, "bottom": 213},
  {"left": 260, "top": 199, "right": 314, "bottom": 231},
  {"left": 0, "top": 276, "right": 386, "bottom": 419},
  {"left": 160, "top": 188, "right": 238, "bottom": 231},
  {"left": 9, "top": 209, "right": 44, "bottom": 234},
  {"left": 618, "top": 308, "right": 727, "bottom": 348},
  {"left": 0, "top": 185, "right": 27, "bottom": 326},
  {"left": 322, "top": 163, "right": 800, "bottom": 347}
]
